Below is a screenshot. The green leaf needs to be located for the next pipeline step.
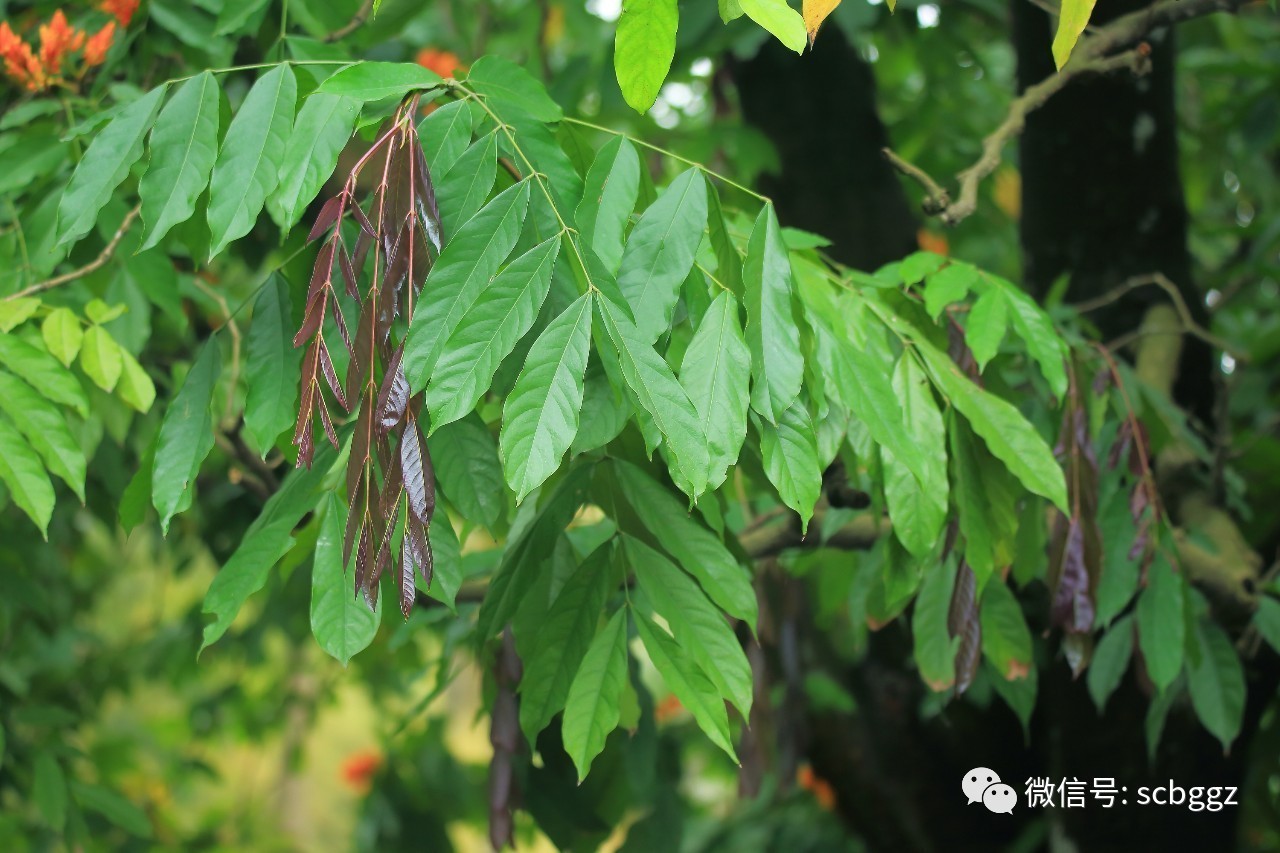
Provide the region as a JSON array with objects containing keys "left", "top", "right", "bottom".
[
  {"left": 33, "top": 751, "right": 67, "bottom": 831},
  {"left": 616, "top": 168, "right": 707, "bottom": 342},
  {"left": 432, "top": 414, "right": 506, "bottom": 529},
  {"left": 315, "top": 62, "right": 443, "bottom": 102},
  {"left": 739, "top": 0, "right": 808, "bottom": 53},
  {"left": 1052, "top": 0, "right": 1097, "bottom": 70},
  {"left": 756, "top": 401, "right": 822, "bottom": 534},
  {"left": 913, "top": 562, "right": 957, "bottom": 692},
  {"left": 0, "top": 332, "right": 88, "bottom": 417},
  {"left": 576, "top": 136, "right": 641, "bottom": 273},
  {"left": 965, "top": 288, "right": 1007, "bottom": 371},
  {"left": 311, "top": 494, "right": 380, "bottom": 665},
  {"left": 1087, "top": 615, "right": 1133, "bottom": 714},
  {"left": 152, "top": 340, "right": 221, "bottom": 534},
  {"left": 563, "top": 607, "right": 629, "bottom": 781},
  {"left": 706, "top": 185, "right": 743, "bottom": 294},
  {"left": 117, "top": 350, "right": 156, "bottom": 413},
  {"left": 70, "top": 781, "right": 152, "bottom": 837},
  {"left": 899, "top": 251, "right": 946, "bottom": 286},
  {"left": 215, "top": 0, "right": 273, "bottom": 34},
  {"left": 419, "top": 100, "right": 475, "bottom": 177},
  {"left": 596, "top": 295, "right": 710, "bottom": 498},
  {"left": 41, "top": 309, "right": 84, "bottom": 370},
  {"left": 207, "top": 65, "right": 297, "bottom": 258},
  {"left": 436, "top": 132, "right": 498, "bottom": 240},
  {"left": 744, "top": 204, "right": 803, "bottom": 423},
  {"left": 428, "top": 238, "right": 558, "bottom": 429},
  {"left": 634, "top": 611, "right": 737, "bottom": 761},
  {"left": 948, "top": 415, "right": 1019, "bottom": 589},
  {"left": 611, "top": 460, "right": 756, "bottom": 627},
  {"left": 0, "top": 416, "right": 54, "bottom": 536},
  {"left": 679, "top": 291, "right": 750, "bottom": 490},
  {"left": 467, "top": 56, "right": 563, "bottom": 123},
  {"left": 56, "top": 85, "right": 167, "bottom": 247},
  {"left": 499, "top": 292, "right": 593, "bottom": 502},
  {"left": 79, "top": 325, "right": 123, "bottom": 392},
  {"left": 244, "top": 275, "right": 300, "bottom": 454},
  {"left": 140, "top": 71, "right": 221, "bottom": 250},
  {"left": 1253, "top": 596, "right": 1280, "bottom": 655},
  {"left": 1186, "top": 618, "right": 1245, "bottom": 751},
  {"left": 423, "top": 509, "right": 462, "bottom": 610},
  {"left": 269, "top": 93, "right": 360, "bottom": 233},
  {"left": 0, "top": 297, "right": 40, "bottom": 332},
  {"left": 0, "top": 372, "right": 86, "bottom": 501},
  {"left": 85, "top": 298, "right": 126, "bottom": 325},
  {"left": 614, "top": 0, "right": 679, "bottom": 114},
  {"left": 519, "top": 542, "right": 618, "bottom": 741},
  {"left": 719, "top": 0, "right": 744, "bottom": 22},
  {"left": 1136, "top": 554, "right": 1185, "bottom": 693},
  {"left": 923, "top": 262, "right": 976, "bottom": 319},
  {"left": 979, "top": 580, "right": 1033, "bottom": 680},
  {"left": 627, "top": 535, "right": 752, "bottom": 715},
  {"left": 404, "top": 181, "right": 532, "bottom": 388},
  {"left": 917, "top": 340, "right": 1068, "bottom": 511},
  {"left": 200, "top": 448, "right": 333, "bottom": 653},
  {"left": 883, "top": 354, "right": 947, "bottom": 558},
  {"left": 475, "top": 465, "right": 593, "bottom": 639},
  {"left": 1001, "top": 285, "right": 1069, "bottom": 399},
  {"left": 1094, "top": 481, "right": 1141, "bottom": 627}
]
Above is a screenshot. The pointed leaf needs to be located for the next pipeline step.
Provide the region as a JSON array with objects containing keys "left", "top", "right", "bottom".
[
  {"left": 1087, "top": 615, "right": 1133, "bottom": 713},
  {"left": 979, "top": 580, "right": 1033, "bottom": 681},
  {"left": 576, "top": 136, "right": 641, "bottom": 273},
  {"left": 616, "top": 168, "right": 708, "bottom": 342},
  {"left": 744, "top": 204, "right": 803, "bottom": 423},
  {"left": 964, "top": 287, "right": 1007, "bottom": 371},
  {"left": 756, "top": 401, "right": 822, "bottom": 534},
  {"left": 467, "top": 55, "right": 563, "bottom": 123},
  {"left": 311, "top": 494, "right": 380, "bottom": 664},
  {"left": 597, "top": 295, "right": 710, "bottom": 498},
  {"left": 419, "top": 99, "right": 475, "bottom": 176},
  {"left": 428, "top": 237, "right": 559, "bottom": 428},
  {"left": 1186, "top": 618, "right": 1245, "bottom": 751},
  {"left": 208, "top": 65, "right": 297, "bottom": 258},
  {"left": 740, "top": 0, "right": 808, "bottom": 53},
  {"left": 0, "top": 372, "right": 86, "bottom": 501},
  {"left": 635, "top": 611, "right": 737, "bottom": 761},
  {"left": 1136, "top": 554, "right": 1185, "bottom": 693},
  {"left": 117, "top": 349, "right": 156, "bottom": 413},
  {"left": 80, "top": 325, "right": 123, "bottom": 392},
  {"left": 245, "top": 275, "right": 301, "bottom": 453},
  {"left": 403, "top": 180, "right": 531, "bottom": 387},
  {"left": 519, "top": 543, "right": 618, "bottom": 741},
  {"left": 269, "top": 93, "right": 360, "bottom": 232},
  {"left": 499, "top": 292, "right": 592, "bottom": 501},
  {"left": 679, "top": 291, "right": 749, "bottom": 490},
  {"left": 432, "top": 414, "right": 505, "bottom": 528},
  {"left": 140, "top": 71, "right": 221, "bottom": 249},
  {"left": 627, "top": 535, "right": 752, "bottom": 715},
  {"left": 315, "top": 62, "right": 443, "bottom": 102},
  {"left": 0, "top": 416, "right": 54, "bottom": 536},
  {"left": 56, "top": 85, "right": 167, "bottom": 247},
  {"left": 883, "top": 354, "right": 947, "bottom": 558},
  {"left": 1052, "top": 0, "right": 1097, "bottom": 70},
  {"left": 437, "top": 132, "right": 498, "bottom": 240},
  {"left": 563, "top": 607, "right": 629, "bottom": 781},
  {"left": 803, "top": 0, "right": 842, "bottom": 46},
  {"left": 152, "top": 339, "right": 221, "bottom": 533},
  {"left": 913, "top": 562, "right": 957, "bottom": 692},
  {"left": 0, "top": 331, "right": 88, "bottom": 416}
]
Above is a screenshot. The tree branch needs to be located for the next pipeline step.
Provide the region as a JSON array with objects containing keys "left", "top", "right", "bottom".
[
  {"left": 1075, "top": 272, "right": 1245, "bottom": 360},
  {"left": 323, "top": 0, "right": 375, "bottom": 43},
  {"left": 4, "top": 204, "right": 141, "bottom": 301},
  {"left": 884, "top": 0, "right": 1251, "bottom": 226}
]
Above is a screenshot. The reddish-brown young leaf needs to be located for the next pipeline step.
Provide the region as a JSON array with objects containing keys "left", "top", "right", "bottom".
[
  {"left": 343, "top": 478, "right": 366, "bottom": 570},
  {"left": 407, "top": 517, "right": 432, "bottom": 588},
  {"left": 317, "top": 394, "right": 339, "bottom": 449},
  {"left": 375, "top": 345, "right": 410, "bottom": 431},
  {"left": 400, "top": 415, "right": 435, "bottom": 526},
  {"left": 308, "top": 195, "right": 346, "bottom": 242},
  {"left": 338, "top": 243, "right": 360, "bottom": 301},
  {"left": 354, "top": 523, "right": 371, "bottom": 600},
  {"left": 1050, "top": 516, "right": 1095, "bottom": 633},
  {"left": 948, "top": 561, "right": 982, "bottom": 694},
  {"left": 292, "top": 289, "right": 326, "bottom": 348},
  {"left": 317, "top": 342, "right": 349, "bottom": 411},
  {"left": 307, "top": 241, "right": 336, "bottom": 301},
  {"left": 294, "top": 340, "right": 321, "bottom": 467},
  {"left": 346, "top": 299, "right": 376, "bottom": 403}
]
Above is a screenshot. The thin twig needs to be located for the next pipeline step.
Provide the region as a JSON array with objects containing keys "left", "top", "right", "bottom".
[
  {"left": 1075, "top": 272, "right": 1244, "bottom": 360},
  {"left": 498, "top": 156, "right": 523, "bottom": 182},
  {"left": 5, "top": 204, "right": 141, "bottom": 301},
  {"left": 884, "top": 0, "right": 1251, "bottom": 226},
  {"left": 324, "top": 0, "right": 374, "bottom": 43},
  {"left": 191, "top": 276, "right": 242, "bottom": 423}
]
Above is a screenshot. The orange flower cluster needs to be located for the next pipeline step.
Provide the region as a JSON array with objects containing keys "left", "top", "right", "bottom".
[
  {"left": 1, "top": 2, "right": 133, "bottom": 92},
  {"left": 339, "top": 751, "right": 382, "bottom": 793},
  {"left": 416, "top": 47, "right": 465, "bottom": 79}
]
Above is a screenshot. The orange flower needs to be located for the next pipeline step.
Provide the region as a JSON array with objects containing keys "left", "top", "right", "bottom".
[
  {"left": 339, "top": 751, "right": 381, "bottom": 792},
  {"left": 416, "top": 47, "right": 465, "bottom": 79},
  {"left": 99, "top": 0, "right": 139, "bottom": 28},
  {"left": 83, "top": 22, "right": 115, "bottom": 67},
  {"left": 653, "top": 693, "right": 683, "bottom": 724},
  {"left": 796, "top": 764, "right": 837, "bottom": 812},
  {"left": 917, "top": 228, "right": 949, "bottom": 257},
  {"left": 38, "top": 10, "right": 86, "bottom": 77},
  {"left": 1, "top": 22, "right": 46, "bottom": 91}
]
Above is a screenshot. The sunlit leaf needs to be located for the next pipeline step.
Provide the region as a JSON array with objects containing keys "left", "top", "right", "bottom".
[
  {"left": 140, "top": 71, "right": 221, "bottom": 249},
  {"left": 614, "top": 0, "right": 678, "bottom": 114}
]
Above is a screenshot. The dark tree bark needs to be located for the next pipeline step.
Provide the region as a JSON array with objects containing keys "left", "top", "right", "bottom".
[{"left": 733, "top": 26, "right": 918, "bottom": 271}]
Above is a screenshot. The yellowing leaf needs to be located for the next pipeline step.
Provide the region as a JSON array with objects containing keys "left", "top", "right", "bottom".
[
  {"left": 802, "top": 0, "right": 841, "bottom": 47},
  {"left": 1052, "top": 0, "right": 1097, "bottom": 70}
]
